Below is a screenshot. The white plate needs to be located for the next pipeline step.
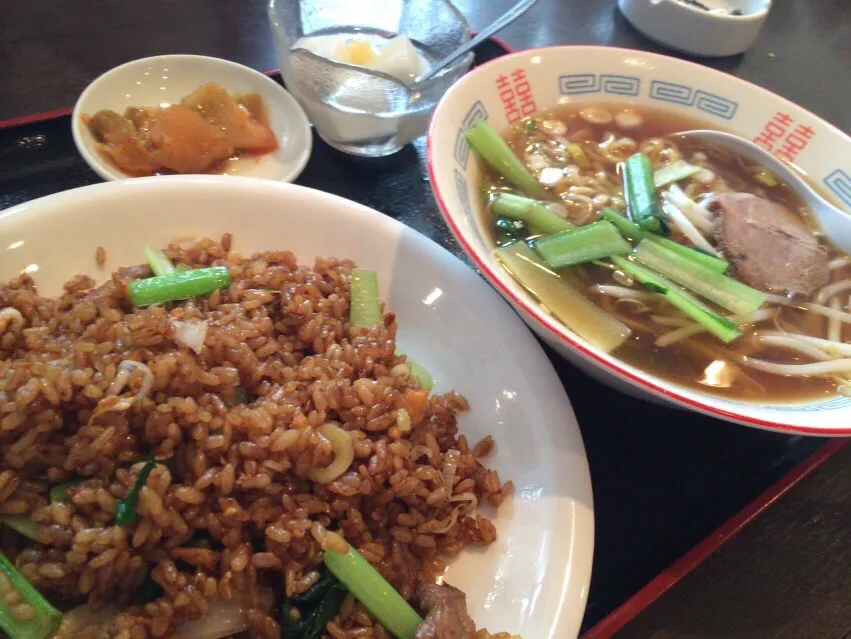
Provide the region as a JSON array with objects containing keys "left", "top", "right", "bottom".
[
  {"left": 427, "top": 45, "right": 851, "bottom": 436},
  {"left": 72, "top": 55, "right": 312, "bottom": 182},
  {"left": 0, "top": 176, "right": 594, "bottom": 638}
]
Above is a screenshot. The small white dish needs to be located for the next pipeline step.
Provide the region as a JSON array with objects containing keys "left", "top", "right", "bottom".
[
  {"left": 72, "top": 55, "right": 312, "bottom": 182},
  {"left": 618, "top": 0, "right": 771, "bottom": 57},
  {"left": 0, "top": 176, "right": 594, "bottom": 638}
]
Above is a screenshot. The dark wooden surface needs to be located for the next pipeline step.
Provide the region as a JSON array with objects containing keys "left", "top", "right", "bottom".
[
  {"left": 2, "top": 1, "right": 850, "bottom": 636},
  {"left": 613, "top": 442, "right": 851, "bottom": 639}
]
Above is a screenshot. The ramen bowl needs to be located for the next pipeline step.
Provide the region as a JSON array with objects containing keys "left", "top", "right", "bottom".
[{"left": 427, "top": 45, "right": 851, "bottom": 436}]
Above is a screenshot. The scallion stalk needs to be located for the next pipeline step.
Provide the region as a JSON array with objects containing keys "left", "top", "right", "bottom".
[
  {"left": 324, "top": 544, "right": 423, "bottom": 639},
  {"left": 532, "top": 221, "right": 631, "bottom": 269},
  {"left": 349, "top": 268, "right": 381, "bottom": 329},
  {"left": 633, "top": 240, "right": 763, "bottom": 316},
  {"left": 0, "top": 516, "right": 40, "bottom": 542},
  {"left": 491, "top": 193, "right": 574, "bottom": 235},
  {"left": 49, "top": 479, "right": 83, "bottom": 504},
  {"left": 623, "top": 153, "right": 667, "bottom": 234},
  {"left": 653, "top": 160, "right": 702, "bottom": 188},
  {"left": 143, "top": 245, "right": 175, "bottom": 277},
  {"left": 128, "top": 267, "right": 231, "bottom": 307},
  {"left": 349, "top": 269, "right": 434, "bottom": 390},
  {"left": 0, "top": 552, "right": 62, "bottom": 639},
  {"left": 465, "top": 120, "right": 548, "bottom": 199},
  {"left": 611, "top": 256, "right": 741, "bottom": 343},
  {"left": 599, "top": 209, "right": 728, "bottom": 272}
]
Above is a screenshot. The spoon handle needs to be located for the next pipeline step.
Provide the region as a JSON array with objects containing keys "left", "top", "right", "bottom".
[{"left": 417, "top": 0, "right": 539, "bottom": 84}]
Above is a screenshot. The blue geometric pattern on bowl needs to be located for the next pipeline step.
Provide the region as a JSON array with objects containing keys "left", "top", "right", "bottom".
[
  {"left": 775, "top": 396, "right": 851, "bottom": 412},
  {"left": 454, "top": 167, "right": 489, "bottom": 249},
  {"left": 558, "top": 74, "right": 640, "bottom": 96},
  {"left": 454, "top": 100, "right": 488, "bottom": 170},
  {"left": 824, "top": 169, "right": 851, "bottom": 209},
  {"left": 649, "top": 80, "right": 738, "bottom": 120}
]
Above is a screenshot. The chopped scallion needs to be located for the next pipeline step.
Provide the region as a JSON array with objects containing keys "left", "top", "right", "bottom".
[
  {"left": 491, "top": 193, "right": 574, "bottom": 235},
  {"left": 612, "top": 256, "right": 741, "bottom": 343},
  {"left": 532, "top": 221, "right": 631, "bottom": 269},
  {"left": 0, "top": 516, "right": 40, "bottom": 542},
  {"left": 143, "top": 245, "right": 176, "bottom": 277},
  {"left": 653, "top": 160, "right": 702, "bottom": 188},
  {"left": 324, "top": 544, "right": 423, "bottom": 639},
  {"left": 349, "top": 268, "right": 381, "bottom": 329},
  {"left": 349, "top": 270, "right": 434, "bottom": 390},
  {"left": 0, "top": 552, "right": 62, "bottom": 639},
  {"left": 128, "top": 267, "right": 231, "bottom": 307},
  {"left": 624, "top": 153, "right": 667, "bottom": 234},
  {"left": 465, "top": 120, "right": 548, "bottom": 199},
  {"left": 633, "top": 239, "right": 763, "bottom": 316}
]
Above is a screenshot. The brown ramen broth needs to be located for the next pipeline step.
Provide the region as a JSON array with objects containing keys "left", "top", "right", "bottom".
[{"left": 477, "top": 103, "right": 851, "bottom": 403}]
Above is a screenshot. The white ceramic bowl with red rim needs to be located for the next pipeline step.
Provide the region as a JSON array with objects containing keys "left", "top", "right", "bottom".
[{"left": 427, "top": 45, "right": 851, "bottom": 436}]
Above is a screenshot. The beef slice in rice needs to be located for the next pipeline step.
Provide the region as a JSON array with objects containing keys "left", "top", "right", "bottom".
[
  {"left": 714, "top": 192, "right": 829, "bottom": 297},
  {"left": 414, "top": 582, "right": 477, "bottom": 639}
]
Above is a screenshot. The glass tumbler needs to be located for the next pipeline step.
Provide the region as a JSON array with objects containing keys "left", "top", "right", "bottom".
[{"left": 268, "top": 0, "right": 473, "bottom": 157}]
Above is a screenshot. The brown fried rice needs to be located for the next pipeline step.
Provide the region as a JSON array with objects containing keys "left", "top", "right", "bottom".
[{"left": 0, "top": 234, "right": 513, "bottom": 639}]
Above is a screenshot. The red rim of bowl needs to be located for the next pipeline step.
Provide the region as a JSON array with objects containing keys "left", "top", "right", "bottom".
[{"left": 426, "top": 44, "right": 851, "bottom": 437}]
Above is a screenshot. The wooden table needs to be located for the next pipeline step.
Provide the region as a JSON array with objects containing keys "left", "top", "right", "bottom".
[{"left": 2, "top": 1, "right": 850, "bottom": 637}]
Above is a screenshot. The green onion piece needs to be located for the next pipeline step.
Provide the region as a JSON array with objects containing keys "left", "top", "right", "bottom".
[
  {"left": 143, "top": 245, "right": 175, "bottom": 277},
  {"left": 349, "top": 268, "right": 381, "bottom": 329},
  {"left": 115, "top": 460, "right": 156, "bottom": 526},
  {"left": 532, "top": 221, "right": 631, "bottom": 269},
  {"left": 0, "top": 516, "right": 40, "bottom": 542},
  {"left": 599, "top": 209, "right": 728, "bottom": 272},
  {"left": 491, "top": 193, "right": 574, "bottom": 235},
  {"left": 349, "top": 270, "right": 434, "bottom": 390},
  {"left": 646, "top": 237, "right": 729, "bottom": 274},
  {"left": 496, "top": 243, "right": 630, "bottom": 353},
  {"left": 128, "top": 266, "right": 231, "bottom": 307},
  {"left": 633, "top": 239, "right": 763, "bottom": 316},
  {"left": 567, "top": 144, "right": 590, "bottom": 169},
  {"left": 612, "top": 256, "right": 741, "bottom": 343},
  {"left": 465, "top": 120, "right": 548, "bottom": 199},
  {"left": 653, "top": 160, "right": 702, "bottom": 188},
  {"left": 599, "top": 208, "right": 647, "bottom": 242},
  {"left": 0, "top": 552, "right": 62, "bottom": 639},
  {"left": 324, "top": 544, "right": 423, "bottom": 639},
  {"left": 394, "top": 348, "right": 434, "bottom": 391},
  {"left": 624, "top": 153, "right": 667, "bottom": 234},
  {"left": 49, "top": 479, "right": 83, "bottom": 504}
]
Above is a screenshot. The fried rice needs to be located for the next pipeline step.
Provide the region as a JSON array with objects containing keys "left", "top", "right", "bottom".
[{"left": 0, "top": 234, "right": 513, "bottom": 639}]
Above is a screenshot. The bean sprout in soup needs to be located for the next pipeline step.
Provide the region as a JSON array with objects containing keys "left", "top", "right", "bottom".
[{"left": 474, "top": 103, "right": 851, "bottom": 403}]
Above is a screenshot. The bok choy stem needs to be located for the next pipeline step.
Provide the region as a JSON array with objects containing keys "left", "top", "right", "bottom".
[{"left": 495, "top": 242, "right": 630, "bottom": 353}]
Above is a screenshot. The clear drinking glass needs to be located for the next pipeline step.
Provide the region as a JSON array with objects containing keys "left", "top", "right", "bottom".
[{"left": 268, "top": 0, "right": 473, "bottom": 157}]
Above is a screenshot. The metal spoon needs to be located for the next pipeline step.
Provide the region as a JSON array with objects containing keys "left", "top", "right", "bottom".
[
  {"left": 413, "top": 0, "right": 539, "bottom": 86},
  {"left": 675, "top": 129, "right": 851, "bottom": 253}
]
